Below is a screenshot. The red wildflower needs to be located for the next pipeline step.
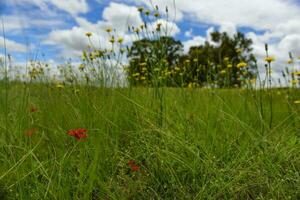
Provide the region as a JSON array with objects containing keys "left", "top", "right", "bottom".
[
  {"left": 25, "top": 128, "right": 37, "bottom": 137},
  {"left": 127, "top": 160, "right": 140, "bottom": 172},
  {"left": 29, "top": 106, "right": 38, "bottom": 113},
  {"left": 67, "top": 128, "right": 88, "bottom": 141}
]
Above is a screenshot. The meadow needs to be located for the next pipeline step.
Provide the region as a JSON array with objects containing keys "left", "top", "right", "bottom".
[
  {"left": 0, "top": 81, "right": 299, "bottom": 199},
  {"left": 1, "top": 4, "right": 300, "bottom": 200}
]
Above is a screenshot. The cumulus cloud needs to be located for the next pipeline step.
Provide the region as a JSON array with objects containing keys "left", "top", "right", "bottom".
[
  {"left": 44, "top": 2, "right": 144, "bottom": 57},
  {"left": 102, "top": 2, "right": 143, "bottom": 33},
  {"left": 2, "top": 15, "right": 66, "bottom": 34},
  {"left": 48, "top": 0, "right": 89, "bottom": 15},
  {"left": 219, "top": 22, "right": 237, "bottom": 37},
  {"left": 138, "top": 0, "right": 300, "bottom": 30},
  {"left": 183, "top": 36, "right": 206, "bottom": 53},
  {"left": 0, "top": 36, "right": 27, "bottom": 53}
]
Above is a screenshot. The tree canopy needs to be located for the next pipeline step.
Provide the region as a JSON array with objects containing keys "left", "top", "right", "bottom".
[{"left": 126, "top": 31, "right": 257, "bottom": 88}]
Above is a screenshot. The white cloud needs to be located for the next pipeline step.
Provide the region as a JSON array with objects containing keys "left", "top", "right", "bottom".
[
  {"left": 2, "top": 15, "right": 66, "bottom": 33},
  {"left": 0, "top": 36, "right": 27, "bottom": 53},
  {"left": 48, "top": 0, "right": 89, "bottom": 15},
  {"left": 219, "top": 22, "right": 236, "bottom": 37},
  {"left": 44, "top": 2, "right": 145, "bottom": 57},
  {"left": 102, "top": 2, "right": 143, "bottom": 33},
  {"left": 138, "top": 0, "right": 300, "bottom": 30},
  {"left": 183, "top": 36, "right": 206, "bottom": 53}
]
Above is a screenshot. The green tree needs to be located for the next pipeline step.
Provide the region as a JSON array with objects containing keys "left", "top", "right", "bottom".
[
  {"left": 181, "top": 31, "right": 256, "bottom": 87},
  {"left": 126, "top": 36, "right": 183, "bottom": 86}
]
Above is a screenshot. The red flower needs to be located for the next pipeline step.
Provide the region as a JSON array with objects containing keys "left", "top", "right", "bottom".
[
  {"left": 29, "top": 106, "right": 38, "bottom": 113},
  {"left": 25, "top": 128, "right": 37, "bottom": 137},
  {"left": 127, "top": 160, "right": 140, "bottom": 172},
  {"left": 67, "top": 128, "right": 88, "bottom": 141}
]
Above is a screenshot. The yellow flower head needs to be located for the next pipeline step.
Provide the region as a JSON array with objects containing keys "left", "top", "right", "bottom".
[
  {"left": 264, "top": 56, "right": 275, "bottom": 63},
  {"left": 144, "top": 10, "right": 151, "bottom": 16},
  {"left": 56, "top": 84, "right": 64, "bottom": 89},
  {"left": 109, "top": 36, "right": 115, "bottom": 43},
  {"left": 139, "top": 62, "right": 147, "bottom": 67},
  {"left": 236, "top": 48, "right": 242, "bottom": 53},
  {"left": 106, "top": 27, "right": 112, "bottom": 33},
  {"left": 188, "top": 82, "right": 194, "bottom": 89},
  {"left": 79, "top": 64, "right": 85, "bottom": 71},
  {"left": 227, "top": 64, "right": 233, "bottom": 68},
  {"left": 85, "top": 32, "right": 92, "bottom": 37},
  {"left": 117, "top": 37, "right": 124, "bottom": 44},
  {"left": 287, "top": 60, "right": 293, "bottom": 64},
  {"left": 291, "top": 79, "right": 299, "bottom": 85},
  {"left": 293, "top": 71, "right": 300, "bottom": 76},
  {"left": 132, "top": 72, "right": 140, "bottom": 77},
  {"left": 237, "top": 62, "right": 247, "bottom": 68},
  {"left": 137, "top": 7, "right": 144, "bottom": 12},
  {"left": 220, "top": 70, "right": 226, "bottom": 74},
  {"left": 134, "top": 28, "right": 140, "bottom": 34},
  {"left": 294, "top": 100, "right": 300, "bottom": 104}
]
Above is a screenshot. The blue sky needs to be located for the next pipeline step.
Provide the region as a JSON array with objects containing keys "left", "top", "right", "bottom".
[{"left": 1, "top": 0, "right": 300, "bottom": 74}]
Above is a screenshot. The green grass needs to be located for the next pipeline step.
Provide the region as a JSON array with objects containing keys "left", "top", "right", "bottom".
[{"left": 0, "top": 82, "right": 299, "bottom": 199}]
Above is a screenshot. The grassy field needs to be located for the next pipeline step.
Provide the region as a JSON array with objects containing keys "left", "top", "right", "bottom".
[{"left": 0, "top": 82, "right": 299, "bottom": 199}]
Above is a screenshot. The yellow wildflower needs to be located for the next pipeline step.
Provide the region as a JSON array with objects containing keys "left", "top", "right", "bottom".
[
  {"left": 227, "top": 64, "right": 233, "bottom": 68},
  {"left": 236, "top": 48, "right": 242, "bottom": 53},
  {"left": 134, "top": 28, "right": 140, "bottom": 34},
  {"left": 117, "top": 37, "right": 124, "bottom": 44},
  {"left": 184, "top": 59, "right": 190, "bottom": 64},
  {"left": 264, "top": 56, "right": 275, "bottom": 63},
  {"left": 237, "top": 62, "right": 247, "bottom": 68},
  {"left": 85, "top": 32, "right": 92, "bottom": 37},
  {"left": 56, "top": 84, "right": 64, "bottom": 89},
  {"left": 137, "top": 7, "right": 144, "bottom": 12},
  {"left": 294, "top": 100, "right": 300, "bottom": 104},
  {"left": 293, "top": 71, "right": 300, "bottom": 76},
  {"left": 109, "top": 36, "right": 115, "bottom": 43},
  {"left": 287, "top": 60, "right": 293, "bottom": 64},
  {"left": 139, "top": 62, "right": 147, "bottom": 67},
  {"left": 291, "top": 79, "right": 298, "bottom": 85},
  {"left": 145, "top": 10, "right": 150, "bottom": 16},
  {"left": 132, "top": 73, "right": 140, "bottom": 77},
  {"left": 79, "top": 64, "right": 85, "bottom": 71},
  {"left": 106, "top": 28, "right": 112, "bottom": 33}
]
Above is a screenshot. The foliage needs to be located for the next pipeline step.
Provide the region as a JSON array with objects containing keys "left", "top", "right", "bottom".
[{"left": 127, "top": 31, "right": 257, "bottom": 88}]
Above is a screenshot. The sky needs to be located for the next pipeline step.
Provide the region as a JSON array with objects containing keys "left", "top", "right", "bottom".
[{"left": 1, "top": 0, "right": 300, "bottom": 77}]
